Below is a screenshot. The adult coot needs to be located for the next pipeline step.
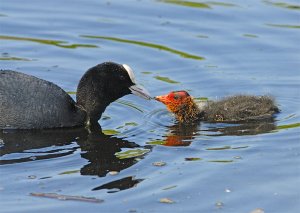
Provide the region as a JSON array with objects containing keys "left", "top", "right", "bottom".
[
  {"left": 0, "top": 62, "right": 151, "bottom": 129},
  {"left": 155, "top": 91, "right": 279, "bottom": 123}
]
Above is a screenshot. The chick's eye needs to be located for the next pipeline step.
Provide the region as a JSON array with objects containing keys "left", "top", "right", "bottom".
[{"left": 173, "top": 94, "right": 180, "bottom": 100}]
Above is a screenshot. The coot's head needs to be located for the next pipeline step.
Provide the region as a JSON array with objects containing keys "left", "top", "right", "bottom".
[
  {"left": 155, "top": 91, "right": 192, "bottom": 113},
  {"left": 76, "top": 62, "right": 151, "bottom": 125}
]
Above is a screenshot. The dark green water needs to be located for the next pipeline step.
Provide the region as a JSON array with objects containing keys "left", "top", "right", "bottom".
[{"left": 0, "top": 0, "right": 299, "bottom": 212}]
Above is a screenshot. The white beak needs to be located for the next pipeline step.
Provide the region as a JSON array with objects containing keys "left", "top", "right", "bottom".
[{"left": 129, "top": 84, "right": 151, "bottom": 100}]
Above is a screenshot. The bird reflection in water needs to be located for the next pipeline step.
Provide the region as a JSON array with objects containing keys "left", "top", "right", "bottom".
[
  {"left": 158, "top": 120, "right": 277, "bottom": 147},
  {"left": 161, "top": 123, "right": 199, "bottom": 146},
  {"left": 0, "top": 127, "right": 147, "bottom": 192},
  {"left": 0, "top": 119, "right": 277, "bottom": 192}
]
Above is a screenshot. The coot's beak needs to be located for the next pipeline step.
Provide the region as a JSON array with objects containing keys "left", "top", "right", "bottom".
[
  {"left": 155, "top": 95, "right": 169, "bottom": 104},
  {"left": 129, "top": 84, "right": 151, "bottom": 100}
]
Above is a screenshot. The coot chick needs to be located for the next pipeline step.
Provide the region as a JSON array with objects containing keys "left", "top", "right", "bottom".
[
  {"left": 155, "top": 91, "right": 279, "bottom": 123},
  {"left": 0, "top": 62, "right": 151, "bottom": 129}
]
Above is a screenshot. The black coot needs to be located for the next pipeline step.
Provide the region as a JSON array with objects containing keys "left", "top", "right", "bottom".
[{"left": 0, "top": 62, "right": 151, "bottom": 129}]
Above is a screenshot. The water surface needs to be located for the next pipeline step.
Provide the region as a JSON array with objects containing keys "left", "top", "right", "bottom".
[{"left": 1, "top": 0, "right": 300, "bottom": 212}]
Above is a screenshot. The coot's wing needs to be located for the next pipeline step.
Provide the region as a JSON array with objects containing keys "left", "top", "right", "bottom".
[{"left": 0, "top": 70, "right": 86, "bottom": 129}]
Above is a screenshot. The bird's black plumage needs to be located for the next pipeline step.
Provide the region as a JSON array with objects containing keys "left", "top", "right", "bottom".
[
  {"left": 0, "top": 62, "right": 149, "bottom": 129},
  {"left": 76, "top": 62, "right": 134, "bottom": 126},
  {"left": 0, "top": 70, "right": 85, "bottom": 129}
]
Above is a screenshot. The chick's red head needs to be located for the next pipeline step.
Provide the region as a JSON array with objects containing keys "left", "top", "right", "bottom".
[{"left": 155, "top": 91, "right": 191, "bottom": 113}]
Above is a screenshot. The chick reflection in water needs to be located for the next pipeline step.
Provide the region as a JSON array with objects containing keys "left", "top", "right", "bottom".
[
  {"left": 155, "top": 120, "right": 278, "bottom": 148},
  {"left": 155, "top": 121, "right": 276, "bottom": 147},
  {"left": 157, "top": 123, "right": 198, "bottom": 146}
]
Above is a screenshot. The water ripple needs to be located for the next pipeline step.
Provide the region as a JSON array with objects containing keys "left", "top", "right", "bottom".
[
  {"left": 143, "top": 108, "right": 175, "bottom": 128},
  {"left": 266, "top": 23, "right": 300, "bottom": 29},
  {"left": 115, "top": 99, "right": 144, "bottom": 113},
  {"left": 263, "top": 0, "right": 300, "bottom": 10},
  {"left": 0, "top": 35, "right": 98, "bottom": 49},
  {"left": 80, "top": 35, "right": 205, "bottom": 60},
  {"left": 159, "top": 0, "right": 237, "bottom": 9}
]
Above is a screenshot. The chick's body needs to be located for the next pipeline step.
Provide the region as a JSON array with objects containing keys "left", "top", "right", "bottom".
[{"left": 156, "top": 91, "right": 279, "bottom": 123}]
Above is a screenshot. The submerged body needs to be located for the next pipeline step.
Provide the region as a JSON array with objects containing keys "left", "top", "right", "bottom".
[
  {"left": 0, "top": 62, "right": 151, "bottom": 129},
  {"left": 155, "top": 91, "right": 279, "bottom": 123}
]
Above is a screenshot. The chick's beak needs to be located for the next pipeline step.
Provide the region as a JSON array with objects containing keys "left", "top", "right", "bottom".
[
  {"left": 155, "top": 95, "right": 169, "bottom": 104},
  {"left": 129, "top": 84, "right": 152, "bottom": 100}
]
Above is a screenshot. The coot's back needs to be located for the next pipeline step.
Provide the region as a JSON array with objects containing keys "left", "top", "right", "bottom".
[{"left": 0, "top": 70, "right": 86, "bottom": 129}]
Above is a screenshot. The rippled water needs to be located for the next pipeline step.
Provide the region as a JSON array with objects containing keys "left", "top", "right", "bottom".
[{"left": 1, "top": 0, "right": 300, "bottom": 212}]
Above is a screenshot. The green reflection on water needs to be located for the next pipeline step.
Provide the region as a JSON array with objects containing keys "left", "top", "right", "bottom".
[
  {"left": 147, "top": 140, "right": 166, "bottom": 145},
  {"left": 231, "top": 146, "right": 249, "bottom": 150},
  {"left": 185, "top": 157, "right": 202, "bottom": 161},
  {"left": 102, "top": 129, "right": 120, "bottom": 135},
  {"left": 196, "top": 34, "right": 209, "bottom": 38},
  {"left": 0, "top": 35, "right": 98, "bottom": 49},
  {"left": 115, "top": 148, "right": 150, "bottom": 159},
  {"left": 276, "top": 123, "right": 300, "bottom": 130},
  {"left": 0, "top": 57, "right": 31, "bottom": 61},
  {"left": 125, "top": 122, "right": 138, "bottom": 126},
  {"left": 67, "top": 91, "right": 77, "bottom": 95},
  {"left": 59, "top": 170, "right": 80, "bottom": 175},
  {"left": 142, "top": 71, "right": 152, "bottom": 74},
  {"left": 159, "top": 0, "right": 236, "bottom": 8},
  {"left": 266, "top": 24, "right": 300, "bottom": 29},
  {"left": 207, "top": 145, "right": 249, "bottom": 150},
  {"left": 207, "top": 146, "right": 231, "bottom": 150},
  {"left": 116, "top": 122, "right": 138, "bottom": 130},
  {"left": 243, "top": 34, "right": 258, "bottom": 38},
  {"left": 263, "top": 0, "right": 300, "bottom": 10},
  {"left": 208, "top": 160, "right": 234, "bottom": 163},
  {"left": 159, "top": 0, "right": 211, "bottom": 8},
  {"left": 162, "top": 185, "right": 177, "bottom": 190},
  {"left": 154, "top": 76, "right": 180, "bottom": 84},
  {"left": 207, "top": 1, "right": 236, "bottom": 7},
  {"left": 81, "top": 35, "right": 205, "bottom": 60}
]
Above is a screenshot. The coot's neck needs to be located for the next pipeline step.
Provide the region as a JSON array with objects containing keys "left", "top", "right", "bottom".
[{"left": 76, "top": 94, "right": 110, "bottom": 128}]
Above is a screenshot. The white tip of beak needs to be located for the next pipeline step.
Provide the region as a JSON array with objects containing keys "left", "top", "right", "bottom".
[{"left": 129, "top": 84, "right": 151, "bottom": 100}]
